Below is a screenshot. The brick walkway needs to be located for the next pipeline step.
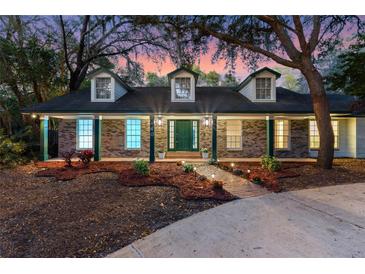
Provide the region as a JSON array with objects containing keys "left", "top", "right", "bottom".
[{"left": 195, "top": 164, "right": 268, "bottom": 199}]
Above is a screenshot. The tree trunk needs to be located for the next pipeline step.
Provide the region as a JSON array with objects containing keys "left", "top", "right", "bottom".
[{"left": 302, "top": 63, "right": 334, "bottom": 169}]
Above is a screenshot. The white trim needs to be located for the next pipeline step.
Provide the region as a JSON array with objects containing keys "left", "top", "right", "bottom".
[
  {"left": 76, "top": 118, "right": 94, "bottom": 150},
  {"left": 274, "top": 119, "right": 291, "bottom": 151},
  {"left": 170, "top": 71, "right": 195, "bottom": 102},
  {"left": 91, "top": 75, "right": 115, "bottom": 102},
  {"left": 226, "top": 120, "right": 243, "bottom": 150},
  {"left": 253, "top": 77, "right": 276, "bottom": 102},
  {"left": 124, "top": 118, "right": 142, "bottom": 150}
]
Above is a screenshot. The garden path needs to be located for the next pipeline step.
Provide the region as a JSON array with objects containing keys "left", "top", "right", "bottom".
[{"left": 195, "top": 164, "right": 268, "bottom": 198}]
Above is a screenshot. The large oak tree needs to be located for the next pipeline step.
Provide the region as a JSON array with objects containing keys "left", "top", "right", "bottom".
[{"left": 185, "top": 15, "right": 364, "bottom": 169}]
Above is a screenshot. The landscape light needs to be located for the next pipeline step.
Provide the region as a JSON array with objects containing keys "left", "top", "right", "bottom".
[
  {"left": 31, "top": 114, "right": 37, "bottom": 119},
  {"left": 182, "top": 160, "right": 185, "bottom": 165},
  {"left": 211, "top": 174, "right": 215, "bottom": 179},
  {"left": 231, "top": 163, "right": 235, "bottom": 168},
  {"left": 247, "top": 169, "right": 251, "bottom": 174}
]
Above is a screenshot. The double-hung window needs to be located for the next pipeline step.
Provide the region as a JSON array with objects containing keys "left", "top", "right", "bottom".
[
  {"left": 95, "top": 77, "right": 112, "bottom": 99},
  {"left": 309, "top": 120, "right": 339, "bottom": 149},
  {"left": 126, "top": 119, "right": 141, "bottom": 149},
  {"left": 275, "top": 120, "right": 290, "bottom": 150},
  {"left": 175, "top": 77, "right": 191, "bottom": 99},
  {"left": 77, "top": 119, "right": 93, "bottom": 149},
  {"left": 256, "top": 78, "right": 272, "bottom": 100},
  {"left": 226, "top": 120, "right": 242, "bottom": 149}
]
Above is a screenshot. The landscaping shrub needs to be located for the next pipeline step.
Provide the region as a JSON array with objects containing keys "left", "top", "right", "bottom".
[
  {"left": 182, "top": 163, "right": 194, "bottom": 173},
  {"left": 77, "top": 150, "right": 94, "bottom": 167},
  {"left": 252, "top": 177, "right": 263, "bottom": 185},
  {"left": 0, "top": 130, "right": 27, "bottom": 167},
  {"left": 133, "top": 159, "right": 150, "bottom": 176},
  {"left": 200, "top": 148, "right": 208, "bottom": 153},
  {"left": 61, "top": 150, "right": 75, "bottom": 167},
  {"left": 208, "top": 159, "right": 217, "bottom": 165},
  {"left": 232, "top": 168, "right": 244, "bottom": 176},
  {"left": 212, "top": 180, "right": 223, "bottom": 190},
  {"left": 261, "top": 155, "right": 281, "bottom": 172}
]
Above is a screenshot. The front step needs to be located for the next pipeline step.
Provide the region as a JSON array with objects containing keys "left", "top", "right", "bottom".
[{"left": 166, "top": 151, "right": 201, "bottom": 159}]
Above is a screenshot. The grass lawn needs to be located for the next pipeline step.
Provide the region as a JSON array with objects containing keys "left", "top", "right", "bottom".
[{"left": 0, "top": 163, "right": 229, "bottom": 257}]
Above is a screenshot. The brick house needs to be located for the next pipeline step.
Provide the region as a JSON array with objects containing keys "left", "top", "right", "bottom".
[{"left": 23, "top": 67, "right": 365, "bottom": 161}]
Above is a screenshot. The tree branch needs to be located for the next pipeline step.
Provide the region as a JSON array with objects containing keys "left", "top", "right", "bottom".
[
  {"left": 293, "top": 16, "right": 308, "bottom": 54},
  {"left": 308, "top": 16, "right": 321, "bottom": 53},
  {"left": 59, "top": 15, "right": 73, "bottom": 73}
]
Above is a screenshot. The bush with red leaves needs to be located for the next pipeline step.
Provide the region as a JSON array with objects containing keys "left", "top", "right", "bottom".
[{"left": 77, "top": 150, "right": 94, "bottom": 167}]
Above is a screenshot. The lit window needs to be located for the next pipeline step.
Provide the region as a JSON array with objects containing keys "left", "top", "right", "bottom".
[
  {"left": 192, "top": 120, "right": 198, "bottom": 150},
  {"left": 275, "top": 120, "right": 289, "bottom": 149},
  {"left": 126, "top": 119, "right": 141, "bottom": 149},
  {"left": 309, "top": 120, "right": 339, "bottom": 149},
  {"left": 77, "top": 119, "right": 93, "bottom": 149},
  {"left": 175, "top": 78, "right": 191, "bottom": 99},
  {"left": 226, "top": 120, "right": 242, "bottom": 149},
  {"left": 256, "top": 78, "right": 272, "bottom": 99},
  {"left": 169, "top": 120, "right": 175, "bottom": 149},
  {"left": 95, "top": 77, "right": 112, "bottom": 99}
]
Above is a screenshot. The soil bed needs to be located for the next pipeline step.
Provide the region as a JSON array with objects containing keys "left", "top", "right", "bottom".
[
  {"left": 0, "top": 163, "right": 228, "bottom": 257},
  {"left": 218, "top": 159, "right": 365, "bottom": 192}
]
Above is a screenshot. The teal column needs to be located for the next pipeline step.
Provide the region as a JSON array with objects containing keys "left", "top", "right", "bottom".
[
  {"left": 266, "top": 117, "right": 274, "bottom": 156},
  {"left": 94, "top": 117, "right": 101, "bottom": 161},
  {"left": 149, "top": 115, "right": 155, "bottom": 163},
  {"left": 212, "top": 114, "right": 217, "bottom": 161},
  {"left": 39, "top": 117, "right": 49, "bottom": 161}
]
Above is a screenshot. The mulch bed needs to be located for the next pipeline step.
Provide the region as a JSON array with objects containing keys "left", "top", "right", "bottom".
[
  {"left": 35, "top": 162, "right": 235, "bottom": 201},
  {"left": 0, "top": 163, "right": 228, "bottom": 257},
  {"left": 217, "top": 159, "right": 365, "bottom": 192}
]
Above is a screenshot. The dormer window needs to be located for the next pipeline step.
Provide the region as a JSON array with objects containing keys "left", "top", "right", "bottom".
[
  {"left": 175, "top": 78, "right": 191, "bottom": 99},
  {"left": 95, "top": 77, "right": 112, "bottom": 99},
  {"left": 256, "top": 78, "right": 272, "bottom": 100}
]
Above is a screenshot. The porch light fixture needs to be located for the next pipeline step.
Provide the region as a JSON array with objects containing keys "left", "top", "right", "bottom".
[
  {"left": 31, "top": 113, "right": 37, "bottom": 119},
  {"left": 204, "top": 116, "right": 210, "bottom": 127},
  {"left": 157, "top": 115, "right": 162, "bottom": 126}
]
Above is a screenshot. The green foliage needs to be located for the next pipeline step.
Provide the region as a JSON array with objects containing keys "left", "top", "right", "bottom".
[
  {"left": 200, "top": 148, "right": 208, "bottom": 153},
  {"left": 145, "top": 72, "right": 168, "bottom": 87},
  {"left": 0, "top": 129, "right": 27, "bottom": 167},
  {"left": 222, "top": 73, "right": 239, "bottom": 87},
  {"left": 326, "top": 35, "right": 365, "bottom": 98},
  {"left": 205, "top": 71, "right": 220, "bottom": 86},
  {"left": 133, "top": 159, "right": 150, "bottom": 176},
  {"left": 182, "top": 163, "right": 194, "bottom": 173},
  {"left": 261, "top": 155, "right": 281, "bottom": 172}
]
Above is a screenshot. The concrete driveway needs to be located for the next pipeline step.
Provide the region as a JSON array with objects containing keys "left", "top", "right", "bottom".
[{"left": 108, "top": 183, "right": 365, "bottom": 258}]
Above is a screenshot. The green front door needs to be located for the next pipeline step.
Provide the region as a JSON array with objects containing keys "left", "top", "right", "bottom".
[
  {"left": 175, "top": 120, "right": 192, "bottom": 151},
  {"left": 169, "top": 120, "right": 199, "bottom": 151}
]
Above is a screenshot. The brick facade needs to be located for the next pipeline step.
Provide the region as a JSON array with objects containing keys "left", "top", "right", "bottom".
[
  {"left": 58, "top": 117, "right": 309, "bottom": 159},
  {"left": 274, "top": 119, "right": 309, "bottom": 158}
]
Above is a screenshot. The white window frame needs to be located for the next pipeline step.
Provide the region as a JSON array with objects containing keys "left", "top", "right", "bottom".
[
  {"left": 255, "top": 77, "right": 272, "bottom": 100},
  {"left": 171, "top": 74, "right": 195, "bottom": 102},
  {"left": 226, "top": 120, "right": 242, "bottom": 150},
  {"left": 275, "top": 120, "right": 290, "bottom": 150},
  {"left": 309, "top": 120, "right": 339, "bottom": 150},
  {"left": 76, "top": 119, "right": 94, "bottom": 150},
  {"left": 95, "top": 77, "right": 112, "bottom": 100},
  {"left": 91, "top": 75, "right": 115, "bottom": 102},
  {"left": 125, "top": 119, "right": 142, "bottom": 150}
]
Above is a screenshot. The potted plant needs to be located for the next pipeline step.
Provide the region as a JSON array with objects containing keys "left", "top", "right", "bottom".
[
  {"left": 200, "top": 148, "right": 209, "bottom": 159},
  {"left": 158, "top": 149, "right": 166, "bottom": 159}
]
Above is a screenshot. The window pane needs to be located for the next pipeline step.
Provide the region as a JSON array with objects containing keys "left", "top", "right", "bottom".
[
  {"left": 275, "top": 120, "right": 289, "bottom": 149},
  {"left": 256, "top": 78, "right": 271, "bottom": 99},
  {"left": 126, "top": 119, "right": 141, "bottom": 149},
  {"left": 95, "top": 77, "right": 112, "bottom": 99},
  {"left": 226, "top": 120, "right": 242, "bottom": 149},
  {"left": 175, "top": 78, "right": 191, "bottom": 99},
  {"left": 77, "top": 119, "right": 93, "bottom": 149},
  {"left": 169, "top": 120, "right": 175, "bottom": 149},
  {"left": 192, "top": 121, "right": 198, "bottom": 149},
  {"left": 309, "top": 120, "right": 339, "bottom": 149}
]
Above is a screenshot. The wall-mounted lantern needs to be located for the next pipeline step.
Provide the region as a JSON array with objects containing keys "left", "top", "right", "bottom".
[
  {"left": 204, "top": 116, "right": 210, "bottom": 127},
  {"left": 157, "top": 115, "right": 163, "bottom": 126}
]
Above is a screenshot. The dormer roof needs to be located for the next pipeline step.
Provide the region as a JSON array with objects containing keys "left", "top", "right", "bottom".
[
  {"left": 167, "top": 67, "right": 200, "bottom": 82},
  {"left": 87, "top": 68, "right": 134, "bottom": 92},
  {"left": 234, "top": 67, "right": 281, "bottom": 92}
]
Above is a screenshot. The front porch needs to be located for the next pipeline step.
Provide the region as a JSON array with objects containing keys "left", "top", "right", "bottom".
[{"left": 37, "top": 113, "right": 364, "bottom": 162}]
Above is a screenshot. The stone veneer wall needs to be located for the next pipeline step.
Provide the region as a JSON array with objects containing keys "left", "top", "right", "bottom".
[
  {"left": 58, "top": 119, "right": 76, "bottom": 157},
  {"left": 101, "top": 119, "right": 150, "bottom": 158},
  {"left": 274, "top": 119, "right": 309, "bottom": 158},
  {"left": 217, "top": 119, "right": 267, "bottom": 158}
]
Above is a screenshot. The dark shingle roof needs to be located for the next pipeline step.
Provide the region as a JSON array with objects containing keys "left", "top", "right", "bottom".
[{"left": 22, "top": 86, "right": 355, "bottom": 115}]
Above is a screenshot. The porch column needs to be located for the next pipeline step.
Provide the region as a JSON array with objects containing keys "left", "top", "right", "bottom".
[
  {"left": 94, "top": 116, "right": 101, "bottom": 161},
  {"left": 39, "top": 116, "right": 49, "bottom": 161},
  {"left": 149, "top": 115, "right": 155, "bottom": 163},
  {"left": 266, "top": 116, "right": 274, "bottom": 156},
  {"left": 212, "top": 114, "right": 217, "bottom": 161}
]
